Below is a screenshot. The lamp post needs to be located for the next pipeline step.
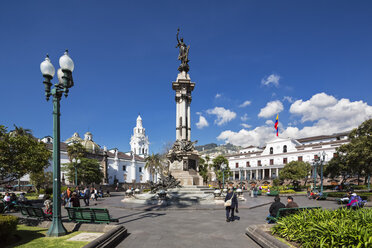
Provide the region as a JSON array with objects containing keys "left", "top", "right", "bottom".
[
  {"left": 319, "top": 151, "right": 326, "bottom": 194},
  {"left": 239, "top": 166, "right": 244, "bottom": 189},
  {"left": 221, "top": 163, "right": 227, "bottom": 189},
  {"left": 72, "top": 158, "right": 81, "bottom": 186},
  {"left": 40, "top": 50, "right": 75, "bottom": 237}
]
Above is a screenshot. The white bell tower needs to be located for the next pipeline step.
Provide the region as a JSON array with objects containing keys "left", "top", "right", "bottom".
[{"left": 130, "top": 115, "right": 149, "bottom": 157}]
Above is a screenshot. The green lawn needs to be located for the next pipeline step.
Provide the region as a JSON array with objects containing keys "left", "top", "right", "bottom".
[{"left": 6, "top": 225, "right": 89, "bottom": 248}]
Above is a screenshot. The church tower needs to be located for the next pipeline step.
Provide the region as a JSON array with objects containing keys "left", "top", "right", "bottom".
[{"left": 130, "top": 115, "right": 149, "bottom": 157}]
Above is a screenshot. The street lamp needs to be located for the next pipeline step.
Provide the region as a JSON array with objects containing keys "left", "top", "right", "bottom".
[
  {"left": 319, "top": 151, "right": 326, "bottom": 194},
  {"left": 221, "top": 163, "right": 227, "bottom": 189},
  {"left": 40, "top": 50, "right": 75, "bottom": 237},
  {"left": 239, "top": 166, "right": 244, "bottom": 189},
  {"left": 72, "top": 158, "right": 81, "bottom": 186}
]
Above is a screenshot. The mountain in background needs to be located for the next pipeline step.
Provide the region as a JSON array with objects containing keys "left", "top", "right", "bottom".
[{"left": 195, "top": 143, "right": 242, "bottom": 156}]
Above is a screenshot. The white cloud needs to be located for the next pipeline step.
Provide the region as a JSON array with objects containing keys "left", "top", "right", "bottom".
[
  {"left": 196, "top": 115, "right": 209, "bottom": 129},
  {"left": 217, "top": 93, "right": 372, "bottom": 147},
  {"left": 241, "top": 123, "right": 251, "bottom": 129},
  {"left": 239, "top": 100, "right": 251, "bottom": 108},
  {"left": 283, "top": 96, "right": 294, "bottom": 103},
  {"left": 206, "top": 107, "right": 236, "bottom": 126},
  {"left": 258, "top": 100, "right": 284, "bottom": 118},
  {"left": 240, "top": 114, "right": 248, "bottom": 121},
  {"left": 261, "top": 74, "right": 280, "bottom": 87},
  {"left": 215, "top": 93, "right": 222, "bottom": 99}
]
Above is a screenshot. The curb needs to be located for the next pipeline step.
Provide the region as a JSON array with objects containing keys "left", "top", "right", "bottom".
[
  {"left": 246, "top": 224, "right": 289, "bottom": 248},
  {"left": 83, "top": 225, "right": 127, "bottom": 248}
]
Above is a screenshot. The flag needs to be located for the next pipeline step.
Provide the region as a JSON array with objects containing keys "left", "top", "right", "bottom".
[{"left": 274, "top": 114, "right": 279, "bottom": 136}]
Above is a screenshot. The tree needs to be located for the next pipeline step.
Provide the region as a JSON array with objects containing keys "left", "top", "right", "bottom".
[
  {"left": 145, "top": 153, "right": 162, "bottom": 181},
  {"left": 67, "top": 142, "right": 86, "bottom": 162},
  {"left": 0, "top": 125, "right": 51, "bottom": 184},
  {"left": 279, "top": 161, "right": 311, "bottom": 186},
  {"left": 198, "top": 157, "right": 210, "bottom": 184},
  {"left": 64, "top": 157, "right": 103, "bottom": 185},
  {"left": 10, "top": 125, "right": 33, "bottom": 138},
  {"left": 30, "top": 171, "right": 53, "bottom": 193},
  {"left": 326, "top": 119, "right": 372, "bottom": 186},
  {"left": 211, "top": 155, "right": 232, "bottom": 187}
]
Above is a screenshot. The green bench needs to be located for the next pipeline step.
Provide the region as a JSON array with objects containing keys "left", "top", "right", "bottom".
[
  {"left": 267, "top": 206, "right": 322, "bottom": 223},
  {"left": 65, "top": 207, "right": 118, "bottom": 224},
  {"left": 15, "top": 205, "right": 51, "bottom": 220},
  {"left": 267, "top": 191, "right": 279, "bottom": 196}
]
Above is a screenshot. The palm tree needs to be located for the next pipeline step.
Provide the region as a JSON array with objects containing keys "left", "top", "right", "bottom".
[
  {"left": 145, "top": 153, "right": 162, "bottom": 182},
  {"left": 67, "top": 142, "right": 86, "bottom": 162},
  {"left": 10, "top": 125, "right": 33, "bottom": 137}
]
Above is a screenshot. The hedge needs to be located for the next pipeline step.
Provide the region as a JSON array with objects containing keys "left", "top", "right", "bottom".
[
  {"left": 0, "top": 214, "right": 18, "bottom": 243},
  {"left": 272, "top": 208, "right": 372, "bottom": 248},
  {"left": 279, "top": 189, "right": 296, "bottom": 194}
]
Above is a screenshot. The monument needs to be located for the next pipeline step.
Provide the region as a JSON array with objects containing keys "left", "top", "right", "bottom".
[{"left": 167, "top": 28, "right": 203, "bottom": 186}]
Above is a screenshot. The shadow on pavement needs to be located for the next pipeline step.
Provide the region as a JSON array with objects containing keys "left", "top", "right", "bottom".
[{"left": 118, "top": 212, "right": 166, "bottom": 225}]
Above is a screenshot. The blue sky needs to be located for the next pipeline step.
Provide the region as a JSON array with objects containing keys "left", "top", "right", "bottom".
[{"left": 1, "top": 1, "right": 372, "bottom": 153}]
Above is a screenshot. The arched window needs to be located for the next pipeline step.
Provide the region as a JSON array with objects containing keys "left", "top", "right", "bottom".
[
  {"left": 283, "top": 145, "right": 287, "bottom": 153},
  {"left": 270, "top": 147, "right": 273, "bottom": 154}
]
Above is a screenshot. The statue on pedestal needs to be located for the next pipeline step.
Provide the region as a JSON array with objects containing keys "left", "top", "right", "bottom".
[{"left": 176, "top": 28, "right": 190, "bottom": 73}]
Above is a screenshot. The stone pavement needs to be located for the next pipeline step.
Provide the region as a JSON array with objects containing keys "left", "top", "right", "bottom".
[{"left": 10, "top": 193, "right": 340, "bottom": 248}]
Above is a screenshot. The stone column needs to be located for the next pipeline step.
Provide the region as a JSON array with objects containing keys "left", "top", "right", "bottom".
[
  {"left": 269, "top": 168, "right": 272, "bottom": 179},
  {"left": 176, "top": 98, "right": 180, "bottom": 140},
  {"left": 256, "top": 169, "right": 259, "bottom": 180},
  {"left": 187, "top": 102, "right": 191, "bottom": 141},
  {"left": 276, "top": 168, "right": 279, "bottom": 178}
]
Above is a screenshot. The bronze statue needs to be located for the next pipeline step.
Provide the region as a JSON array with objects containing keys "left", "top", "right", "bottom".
[{"left": 176, "top": 28, "right": 190, "bottom": 73}]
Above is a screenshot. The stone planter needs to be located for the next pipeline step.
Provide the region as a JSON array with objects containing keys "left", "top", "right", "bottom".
[
  {"left": 157, "top": 189, "right": 166, "bottom": 200},
  {"left": 214, "top": 189, "right": 221, "bottom": 198},
  {"left": 134, "top": 189, "right": 140, "bottom": 194},
  {"left": 125, "top": 189, "right": 133, "bottom": 196},
  {"left": 236, "top": 188, "right": 243, "bottom": 196}
]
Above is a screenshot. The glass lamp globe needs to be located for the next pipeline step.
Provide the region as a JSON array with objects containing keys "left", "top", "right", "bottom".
[
  {"left": 40, "top": 55, "right": 55, "bottom": 77},
  {"left": 59, "top": 50, "right": 74, "bottom": 72},
  {"left": 72, "top": 158, "right": 76, "bottom": 163},
  {"left": 57, "top": 68, "right": 64, "bottom": 83},
  {"left": 77, "top": 159, "right": 81, "bottom": 164}
]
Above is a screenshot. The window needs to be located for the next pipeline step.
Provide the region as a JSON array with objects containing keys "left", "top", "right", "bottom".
[
  {"left": 270, "top": 159, "right": 274, "bottom": 165},
  {"left": 283, "top": 158, "right": 288, "bottom": 164},
  {"left": 258, "top": 160, "right": 261, "bottom": 166},
  {"left": 270, "top": 147, "right": 273, "bottom": 154},
  {"left": 298, "top": 156, "right": 303, "bottom": 161},
  {"left": 235, "top": 163, "right": 239, "bottom": 168},
  {"left": 314, "top": 155, "right": 319, "bottom": 160},
  {"left": 122, "top": 166, "right": 126, "bottom": 171},
  {"left": 246, "top": 161, "right": 250, "bottom": 167},
  {"left": 139, "top": 167, "right": 142, "bottom": 173},
  {"left": 283, "top": 145, "right": 287, "bottom": 153}
]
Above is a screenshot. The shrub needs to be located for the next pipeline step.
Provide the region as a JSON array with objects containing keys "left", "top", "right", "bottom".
[
  {"left": 142, "top": 189, "right": 151, "bottom": 193},
  {"left": 0, "top": 215, "right": 18, "bottom": 242},
  {"left": 272, "top": 208, "right": 372, "bottom": 248},
  {"left": 279, "top": 189, "right": 296, "bottom": 194}
]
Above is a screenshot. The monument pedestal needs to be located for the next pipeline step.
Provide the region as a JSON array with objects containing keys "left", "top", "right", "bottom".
[{"left": 167, "top": 151, "right": 203, "bottom": 186}]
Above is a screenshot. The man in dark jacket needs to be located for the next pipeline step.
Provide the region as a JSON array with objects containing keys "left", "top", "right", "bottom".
[
  {"left": 269, "top": 196, "right": 285, "bottom": 217},
  {"left": 286, "top": 196, "right": 299, "bottom": 208},
  {"left": 225, "top": 187, "right": 238, "bottom": 222}
]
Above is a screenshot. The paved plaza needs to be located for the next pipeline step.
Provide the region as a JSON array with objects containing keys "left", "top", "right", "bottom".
[
  {"left": 84, "top": 193, "right": 339, "bottom": 248},
  {"left": 10, "top": 193, "right": 340, "bottom": 247}
]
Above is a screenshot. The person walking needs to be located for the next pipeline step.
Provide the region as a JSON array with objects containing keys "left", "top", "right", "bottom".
[
  {"left": 224, "top": 187, "right": 239, "bottom": 222},
  {"left": 83, "top": 186, "right": 90, "bottom": 206},
  {"left": 70, "top": 192, "right": 80, "bottom": 207}
]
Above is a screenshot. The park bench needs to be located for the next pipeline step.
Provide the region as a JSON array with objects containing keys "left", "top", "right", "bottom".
[
  {"left": 15, "top": 205, "right": 51, "bottom": 220},
  {"left": 65, "top": 207, "right": 118, "bottom": 224},
  {"left": 267, "top": 206, "right": 322, "bottom": 223},
  {"left": 266, "top": 191, "right": 279, "bottom": 196}
]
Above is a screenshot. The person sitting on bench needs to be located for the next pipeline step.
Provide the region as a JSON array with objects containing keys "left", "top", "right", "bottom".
[
  {"left": 267, "top": 196, "right": 285, "bottom": 223},
  {"left": 286, "top": 196, "right": 299, "bottom": 208}
]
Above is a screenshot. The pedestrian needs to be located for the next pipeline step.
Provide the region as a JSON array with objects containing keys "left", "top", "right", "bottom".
[
  {"left": 267, "top": 196, "right": 285, "bottom": 223},
  {"left": 253, "top": 186, "right": 258, "bottom": 198},
  {"left": 83, "top": 186, "right": 90, "bottom": 206},
  {"left": 224, "top": 187, "right": 239, "bottom": 222},
  {"left": 286, "top": 196, "right": 299, "bottom": 208},
  {"left": 70, "top": 192, "right": 80, "bottom": 207}
]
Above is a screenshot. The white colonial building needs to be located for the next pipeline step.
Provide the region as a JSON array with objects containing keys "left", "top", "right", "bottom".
[
  {"left": 130, "top": 115, "right": 149, "bottom": 157},
  {"left": 35, "top": 116, "right": 152, "bottom": 185},
  {"left": 226, "top": 132, "right": 350, "bottom": 182}
]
